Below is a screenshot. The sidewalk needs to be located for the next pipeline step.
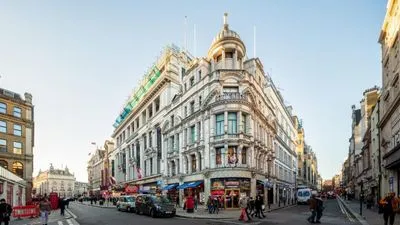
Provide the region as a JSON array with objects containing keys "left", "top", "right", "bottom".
[
  {"left": 176, "top": 203, "right": 296, "bottom": 219},
  {"left": 75, "top": 200, "right": 115, "bottom": 209},
  {"left": 10, "top": 209, "right": 72, "bottom": 225},
  {"left": 338, "top": 196, "right": 400, "bottom": 225}
]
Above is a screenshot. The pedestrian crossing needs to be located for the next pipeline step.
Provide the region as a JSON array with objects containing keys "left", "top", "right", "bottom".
[{"left": 56, "top": 218, "right": 79, "bottom": 225}]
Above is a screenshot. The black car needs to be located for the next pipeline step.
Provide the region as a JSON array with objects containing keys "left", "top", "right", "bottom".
[{"left": 135, "top": 195, "right": 176, "bottom": 218}]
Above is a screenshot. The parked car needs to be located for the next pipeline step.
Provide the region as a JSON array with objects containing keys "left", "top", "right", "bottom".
[
  {"left": 116, "top": 196, "right": 136, "bottom": 212},
  {"left": 135, "top": 195, "right": 176, "bottom": 218}
]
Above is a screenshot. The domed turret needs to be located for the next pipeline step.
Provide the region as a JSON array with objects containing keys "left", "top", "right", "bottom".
[{"left": 208, "top": 13, "right": 246, "bottom": 70}]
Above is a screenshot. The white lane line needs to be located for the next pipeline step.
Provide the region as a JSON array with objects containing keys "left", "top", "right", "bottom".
[
  {"left": 66, "top": 208, "right": 77, "bottom": 219},
  {"left": 67, "top": 219, "right": 74, "bottom": 225},
  {"left": 58, "top": 221, "right": 64, "bottom": 225}
]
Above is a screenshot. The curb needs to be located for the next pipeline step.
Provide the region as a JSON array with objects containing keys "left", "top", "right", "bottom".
[
  {"left": 175, "top": 204, "right": 296, "bottom": 219},
  {"left": 337, "top": 196, "right": 369, "bottom": 225}
]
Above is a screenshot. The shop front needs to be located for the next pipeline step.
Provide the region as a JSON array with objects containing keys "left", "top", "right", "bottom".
[
  {"left": 139, "top": 182, "right": 158, "bottom": 194},
  {"left": 210, "top": 178, "right": 250, "bottom": 209},
  {"left": 162, "top": 183, "right": 179, "bottom": 203},
  {"left": 177, "top": 181, "right": 204, "bottom": 204},
  {"left": 256, "top": 180, "right": 265, "bottom": 198}
]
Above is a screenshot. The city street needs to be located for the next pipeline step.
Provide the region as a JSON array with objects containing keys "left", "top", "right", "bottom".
[{"left": 65, "top": 200, "right": 359, "bottom": 225}]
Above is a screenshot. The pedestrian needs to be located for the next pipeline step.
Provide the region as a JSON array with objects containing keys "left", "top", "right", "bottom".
[
  {"left": 0, "top": 199, "right": 12, "bottom": 225},
  {"left": 59, "top": 198, "right": 65, "bottom": 216},
  {"left": 238, "top": 196, "right": 249, "bottom": 222},
  {"left": 39, "top": 197, "right": 51, "bottom": 225},
  {"left": 245, "top": 196, "right": 252, "bottom": 221},
  {"left": 213, "top": 197, "right": 219, "bottom": 214},
  {"left": 194, "top": 195, "right": 198, "bottom": 210},
  {"left": 315, "top": 195, "right": 324, "bottom": 223},
  {"left": 176, "top": 196, "right": 180, "bottom": 208},
  {"left": 255, "top": 195, "right": 266, "bottom": 219},
  {"left": 380, "top": 192, "right": 399, "bottom": 225},
  {"left": 307, "top": 194, "right": 317, "bottom": 223}
]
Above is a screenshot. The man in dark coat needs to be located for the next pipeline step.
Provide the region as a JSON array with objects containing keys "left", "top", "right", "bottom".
[{"left": 0, "top": 199, "right": 12, "bottom": 225}]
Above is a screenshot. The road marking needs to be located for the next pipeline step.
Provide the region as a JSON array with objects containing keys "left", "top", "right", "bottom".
[
  {"left": 66, "top": 208, "right": 77, "bottom": 219},
  {"left": 58, "top": 221, "right": 63, "bottom": 225},
  {"left": 67, "top": 219, "right": 74, "bottom": 225}
]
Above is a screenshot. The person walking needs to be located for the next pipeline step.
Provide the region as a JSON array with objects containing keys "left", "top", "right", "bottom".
[
  {"left": 238, "top": 196, "right": 249, "bottom": 222},
  {"left": 307, "top": 194, "right": 317, "bottom": 223},
  {"left": 39, "top": 197, "right": 51, "bottom": 225},
  {"left": 59, "top": 198, "right": 65, "bottom": 216},
  {"left": 315, "top": 195, "right": 324, "bottom": 223},
  {"left": 380, "top": 192, "right": 399, "bottom": 225},
  {"left": 255, "top": 195, "right": 266, "bottom": 219},
  {"left": 0, "top": 199, "right": 12, "bottom": 225},
  {"left": 245, "top": 196, "right": 252, "bottom": 221}
]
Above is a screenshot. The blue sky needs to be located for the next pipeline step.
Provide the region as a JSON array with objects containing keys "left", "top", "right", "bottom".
[{"left": 0, "top": 1, "right": 386, "bottom": 182}]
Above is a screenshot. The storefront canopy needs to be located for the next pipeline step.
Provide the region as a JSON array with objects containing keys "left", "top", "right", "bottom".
[
  {"left": 177, "top": 181, "right": 203, "bottom": 190},
  {"left": 162, "top": 183, "right": 178, "bottom": 191}
]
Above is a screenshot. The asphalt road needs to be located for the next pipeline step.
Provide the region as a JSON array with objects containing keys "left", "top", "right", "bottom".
[{"left": 67, "top": 199, "right": 360, "bottom": 225}]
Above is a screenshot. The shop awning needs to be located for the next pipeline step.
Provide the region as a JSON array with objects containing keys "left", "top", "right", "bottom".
[
  {"left": 162, "top": 183, "right": 178, "bottom": 191},
  {"left": 177, "top": 181, "right": 203, "bottom": 190}
]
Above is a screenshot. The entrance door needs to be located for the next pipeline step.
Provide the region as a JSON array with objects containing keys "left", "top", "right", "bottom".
[{"left": 225, "top": 189, "right": 240, "bottom": 208}]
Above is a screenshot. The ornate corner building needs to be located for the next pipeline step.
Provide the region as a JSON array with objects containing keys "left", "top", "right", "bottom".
[
  {"left": 108, "top": 14, "right": 301, "bottom": 208},
  {"left": 0, "top": 88, "right": 34, "bottom": 203}
]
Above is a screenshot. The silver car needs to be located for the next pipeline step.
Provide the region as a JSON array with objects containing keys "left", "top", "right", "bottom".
[{"left": 116, "top": 196, "right": 136, "bottom": 212}]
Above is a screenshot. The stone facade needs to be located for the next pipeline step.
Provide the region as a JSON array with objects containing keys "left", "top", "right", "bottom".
[
  {"left": 0, "top": 88, "right": 34, "bottom": 203},
  {"left": 110, "top": 14, "right": 303, "bottom": 208},
  {"left": 379, "top": 0, "right": 400, "bottom": 196},
  {"left": 33, "top": 165, "right": 75, "bottom": 198},
  {"left": 87, "top": 149, "right": 105, "bottom": 196},
  {"left": 74, "top": 181, "right": 89, "bottom": 197}
]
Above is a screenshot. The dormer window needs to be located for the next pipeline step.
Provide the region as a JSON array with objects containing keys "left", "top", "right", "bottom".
[
  {"left": 225, "top": 52, "right": 233, "bottom": 58},
  {"left": 190, "top": 77, "right": 195, "bottom": 87}
]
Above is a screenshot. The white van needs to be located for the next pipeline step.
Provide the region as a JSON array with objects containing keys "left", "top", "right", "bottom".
[{"left": 297, "top": 188, "right": 312, "bottom": 204}]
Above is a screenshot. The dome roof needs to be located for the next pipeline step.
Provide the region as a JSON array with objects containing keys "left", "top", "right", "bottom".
[{"left": 208, "top": 13, "right": 246, "bottom": 58}]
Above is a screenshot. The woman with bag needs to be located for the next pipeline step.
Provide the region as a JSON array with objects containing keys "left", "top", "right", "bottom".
[
  {"left": 255, "top": 195, "right": 266, "bottom": 219},
  {"left": 238, "top": 197, "right": 248, "bottom": 222},
  {"left": 39, "top": 197, "right": 51, "bottom": 225}
]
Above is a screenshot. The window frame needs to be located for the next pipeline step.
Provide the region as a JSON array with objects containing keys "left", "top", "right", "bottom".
[
  {"left": 13, "top": 142, "right": 22, "bottom": 155},
  {"left": 0, "top": 103, "right": 6, "bottom": 114},
  {"left": 216, "top": 114, "right": 224, "bottom": 135},
  {"left": 0, "top": 121, "right": 6, "bottom": 133},
  {"left": 13, "top": 107, "right": 22, "bottom": 118},
  {"left": 13, "top": 124, "right": 22, "bottom": 136},
  {"left": 0, "top": 139, "right": 7, "bottom": 152},
  {"left": 228, "top": 112, "right": 237, "bottom": 134}
]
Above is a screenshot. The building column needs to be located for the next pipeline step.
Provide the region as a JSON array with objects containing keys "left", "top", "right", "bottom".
[
  {"left": 188, "top": 155, "right": 192, "bottom": 174},
  {"left": 125, "top": 148, "right": 129, "bottom": 182},
  {"left": 237, "top": 111, "right": 241, "bottom": 133},
  {"left": 204, "top": 177, "right": 210, "bottom": 203},
  {"left": 175, "top": 159, "right": 179, "bottom": 175},
  {"left": 251, "top": 177, "right": 257, "bottom": 198},
  {"left": 237, "top": 145, "right": 242, "bottom": 167},
  {"left": 224, "top": 111, "right": 228, "bottom": 134},
  {"left": 210, "top": 114, "right": 216, "bottom": 136}
]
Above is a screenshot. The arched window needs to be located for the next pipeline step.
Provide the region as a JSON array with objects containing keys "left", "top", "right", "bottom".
[
  {"left": 0, "top": 160, "right": 8, "bottom": 169},
  {"left": 12, "top": 162, "right": 23, "bottom": 177}
]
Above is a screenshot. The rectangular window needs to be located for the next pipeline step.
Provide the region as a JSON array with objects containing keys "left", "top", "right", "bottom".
[
  {"left": 171, "top": 115, "right": 174, "bottom": 127},
  {"left": 190, "top": 126, "right": 196, "bottom": 143},
  {"left": 241, "top": 113, "right": 247, "bottom": 134},
  {"left": 142, "top": 111, "right": 146, "bottom": 124},
  {"left": 150, "top": 158, "right": 153, "bottom": 175},
  {"left": 190, "top": 77, "right": 195, "bottom": 87},
  {"left": 143, "top": 134, "right": 147, "bottom": 149},
  {"left": 216, "top": 147, "right": 222, "bottom": 165},
  {"left": 149, "top": 131, "right": 152, "bottom": 148},
  {"left": 241, "top": 147, "right": 247, "bottom": 164},
  {"left": 0, "top": 139, "right": 6, "bottom": 152},
  {"left": 184, "top": 83, "right": 187, "bottom": 91},
  {"left": 184, "top": 106, "right": 187, "bottom": 117},
  {"left": 191, "top": 154, "right": 196, "bottom": 172},
  {"left": 227, "top": 147, "right": 237, "bottom": 164},
  {"left": 155, "top": 97, "right": 160, "bottom": 112},
  {"left": 197, "top": 122, "right": 201, "bottom": 141},
  {"left": 136, "top": 143, "right": 141, "bottom": 169},
  {"left": 181, "top": 68, "right": 186, "bottom": 79},
  {"left": 148, "top": 105, "right": 153, "bottom": 118},
  {"left": 0, "top": 103, "right": 6, "bottom": 114},
  {"left": 228, "top": 112, "right": 237, "bottom": 134},
  {"left": 216, "top": 114, "right": 224, "bottom": 135},
  {"left": 13, "top": 124, "right": 22, "bottom": 136},
  {"left": 199, "top": 96, "right": 202, "bottom": 106},
  {"left": 0, "top": 121, "right": 6, "bottom": 133},
  {"left": 13, "top": 107, "right": 22, "bottom": 118},
  {"left": 13, "top": 142, "right": 22, "bottom": 155},
  {"left": 136, "top": 118, "right": 139, "bottom": 129},
  {"left": 198, "top": 70, "right": 202, "bottom": 81},
  {"left": 176, "top": 134, "right": 180, "bottom": 151},
  {"left": 190, "top": 101, "right": 195, "bottom": 113}
]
